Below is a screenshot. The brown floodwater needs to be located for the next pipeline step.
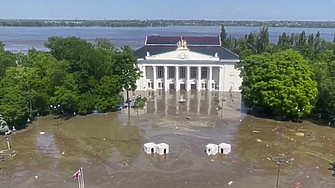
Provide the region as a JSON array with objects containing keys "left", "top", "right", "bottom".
[{"left": 0, "top": 90, "right": 334, "bottom": 188}]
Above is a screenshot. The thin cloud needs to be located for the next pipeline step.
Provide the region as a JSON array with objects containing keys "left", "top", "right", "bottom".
[{"left": 237, "top": 7, "right": 246, "bottom": 11}]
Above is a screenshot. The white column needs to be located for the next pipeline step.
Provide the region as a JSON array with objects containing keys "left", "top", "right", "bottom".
[
  {"left": 154, "top": 91, "right": 157, "bottom": 114},
  {"left": 153, "top": 66, "right": 157, "bottom": 91},
  {"left": 176, "top": 90, "right": 180, "bottom": 113},
  {"left": 208, "top": 66, "right": 213, "bottom": 91},
  {"left": 143, "top": 65, "right": 147, "bottom": 91},
  {"left": 208, "top": 92, "right": 211, "bottom": 115},
  {"left": 164, "top": 66, "right": 168, "bottom": 91},
  {"left": 197, "top": 66, "right": 201, "bottom": 91},
  {"left": 219, "top": 66, "right": 223, "bottom": 92},
  {"left": 186, "top": 66, "right": 191, "bottom": 91},
  {"left": 186, "top": 91, "right": 190, "bottom": 112},
  {"left": 165, "top": 91, "right": 168, "bottom": 116},
  {"left": 197, "top": 91, "right": 201, "bottom": 114},
  {"left": 175, "top": 67, "right": 180, "bottom": 91}
]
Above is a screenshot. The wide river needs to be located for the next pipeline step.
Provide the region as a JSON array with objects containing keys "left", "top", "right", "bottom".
[
  {"left": 0, "top": 26, "right": 335, "bottom": 53},
  {"left": 0, "top": 91, "right": 334, "bottom": 188}
]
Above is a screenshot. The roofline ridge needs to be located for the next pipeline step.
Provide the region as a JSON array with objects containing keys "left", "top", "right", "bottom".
[
  {"left": 144, "top": 44, "right": 221, "bottom": 47},
  {"left": 146, "top": 35, "right": 220, "bottom": 37},
  {"left": 144, "top": 36, "right": 148, "bottom": 45},
  {"left": 219, "top": 46, "right": 240, "bottom": 58}
]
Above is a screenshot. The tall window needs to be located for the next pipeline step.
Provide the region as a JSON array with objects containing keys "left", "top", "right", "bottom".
[
  {"left": 179, "top": 67, "right": 186, "bottom": 78},
  {"left": 158, "top": 66, "right": 164, "bottom": 78},
  {"left": 169, "top": 67, "right": 175, "bottom": 78},
  {"left": 201, "top": 67, "right": 208, "bottom": 79},
  {"left": 191, "top": 67, "right": 197, "bottom": 78}
]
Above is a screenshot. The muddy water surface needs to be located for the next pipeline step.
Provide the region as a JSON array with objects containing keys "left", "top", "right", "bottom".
[{"left": 0, "top": 91, "right": 334, "bottom": 188}]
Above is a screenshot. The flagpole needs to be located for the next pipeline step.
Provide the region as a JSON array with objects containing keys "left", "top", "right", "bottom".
[
  {"left": 77, "top": 173, "right": 81, "bottom": 188},
  {"left": 81, "top": 167, "right": 85, "bottom": 188}
]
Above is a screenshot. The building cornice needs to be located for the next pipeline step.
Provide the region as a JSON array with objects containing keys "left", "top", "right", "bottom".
[
  {"left": 139, "top": 63, "right": 225, "bottom": 68},
  {"left": 219, "top": 59, "right": 240, "bottom": 63},
  {"left": 138, "top": 59, "right": 239, "bottom": 63}
]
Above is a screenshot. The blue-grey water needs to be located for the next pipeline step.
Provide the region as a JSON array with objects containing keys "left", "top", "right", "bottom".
[{"left": 0, "top": 26, "right": 334, "bottom": 53}]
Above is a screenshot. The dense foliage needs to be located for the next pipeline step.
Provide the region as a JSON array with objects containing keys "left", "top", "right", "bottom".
[
  {"left": 220, "top": 25, "right": 335, "bottom": 121},
  {"left": 0, "top": 37, "right": 140, "bottom": 129}
]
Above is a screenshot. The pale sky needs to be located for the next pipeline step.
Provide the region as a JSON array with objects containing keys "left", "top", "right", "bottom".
[{"left": 0, "top": 0, "right": 333, "bottom": 21}]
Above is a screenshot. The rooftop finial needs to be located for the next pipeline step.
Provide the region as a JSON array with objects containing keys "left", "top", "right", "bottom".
[{"left": 177, "top": 38, "right": 188, "bottom": 50}]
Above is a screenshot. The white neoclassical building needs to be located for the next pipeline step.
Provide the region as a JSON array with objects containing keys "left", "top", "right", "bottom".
[{"left": 134, "top": 35, "right": 242, "bottom": 92}]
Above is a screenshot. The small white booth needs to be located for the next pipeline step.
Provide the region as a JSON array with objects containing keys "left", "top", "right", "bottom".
[
  {"left": 144, "top": 142, "right": 156, "bottom": 154},
  {"left": 156, "top": 143, "right": 169, "bottom": 155},
  {"left": 205, "top": 143, "right": 218, "bottom": 155},
  {"left": 218, "top": 143, "right": 231, "bottom": 154}
]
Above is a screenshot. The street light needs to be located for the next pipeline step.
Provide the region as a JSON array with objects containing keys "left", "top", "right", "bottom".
[
  {"left": 295, "top": 107, "right": 304, "bottom": 123},
  {"left": 270, "top": 154, "right": 294, "bottom": 188},
  {"left": 50, "top": 104, "right": 61, "bottom": 114},
  {"left": 50, "top": 104, "right": 61, "bottom": 128}
]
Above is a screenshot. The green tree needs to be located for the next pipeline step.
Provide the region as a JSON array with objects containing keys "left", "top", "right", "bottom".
[
  {"left": 277, "top": 32, "right": 291, "bottom": 50},
  {"left": 50, "top": 74, "right": 79, "bottom": 114},
  {"left": 256, "top": 26, "right": 270, "bottom": 54},
  {"left": 241, "top": 49, "right": 318, "bottom": 117},
  {"left": 0, "top": 42, "right": 4, "bottom": 52},
  {"left": 112, "top": 46, "right": 141, "bottom": 106},
  {"left": 0, "top": 66, "right": 33, "bottom": 127},
  {"left": 94, "top": 38, "right": 116, "bottom": 52},
  {"left": 94, "top": 76, "right": 123, "bottom": 111},
  {"left": 0, "top": 86, "right": 30, "bottom": 126},
  {"left": 220, "top": 25, "right": 228, "bottom": 48},
  {"left": 0, "top": 50, "right": 16, "bottom": 81}
]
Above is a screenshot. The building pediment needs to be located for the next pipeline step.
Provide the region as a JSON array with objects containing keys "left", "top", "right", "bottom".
[{"left": 145, "top": 50, "right": 220, "bottom": 61}]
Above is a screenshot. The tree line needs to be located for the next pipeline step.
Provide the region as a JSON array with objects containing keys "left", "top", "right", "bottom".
[
  {"left": 220, "top": 25, "right": 335, "bottom": 122},
  {"left": 0, "top": 37, "right": 140, "bottom": 130},
  {"left": 2, "top": 19, "right": 335, "bottom": 28}
]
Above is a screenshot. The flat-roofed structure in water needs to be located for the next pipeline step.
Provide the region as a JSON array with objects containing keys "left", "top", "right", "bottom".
[{"left": 133, "top": 35, "right": 242, "bottom": 92}]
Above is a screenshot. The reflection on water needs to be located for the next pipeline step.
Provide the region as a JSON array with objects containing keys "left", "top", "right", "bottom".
[
  {"left": 0, "top": 90, "right": 334, "bottom": 188},
  {"left": 133, "top": 90, "right": 243, "bottom": 119},
  {"left": 35, "top": 132, "right": 60, "bottom": 156}
]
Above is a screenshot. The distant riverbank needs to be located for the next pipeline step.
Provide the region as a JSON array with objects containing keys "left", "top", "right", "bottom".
[
  {"left": 2, "top": 19, "right": 335, "bottom": 28},
  {"left": 1, "top": 26, "right": 335, "bottom": 54}
]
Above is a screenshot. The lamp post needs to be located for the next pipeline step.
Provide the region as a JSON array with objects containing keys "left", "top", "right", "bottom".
[
  {"left": 220, "top": 97, "right": 226, "bottom": 117},
  {"left": 50, "top": 104, "right": 60, "bottom": 114},
  {"left": 270, "top": 154, "right": 294, "bottom": 188},
  {"left": 295, "top": 107, "right": 304, "bottom": 123},
  {"left": 50, "top": 104, "right": 60, "bottom": 128}
]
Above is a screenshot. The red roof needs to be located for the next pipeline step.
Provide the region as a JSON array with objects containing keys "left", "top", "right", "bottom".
[{"left": 145, "top": 36, "right": 221, "bottom": 46}]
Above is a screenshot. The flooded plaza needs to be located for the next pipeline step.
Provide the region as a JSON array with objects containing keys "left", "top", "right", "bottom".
[{"left": 0, "top": 90, "right": 334, "bottom": 188}]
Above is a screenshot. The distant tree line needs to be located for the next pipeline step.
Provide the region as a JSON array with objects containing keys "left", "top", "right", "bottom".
[
  {"left": 2, "top": 19, "right": 335, "bottom": 28},
  {"left": 220, "top": 25, "right": 335, "bottom": 123},
  {"left": 0, "top": 37, "right": 141, "bottom": 130}
]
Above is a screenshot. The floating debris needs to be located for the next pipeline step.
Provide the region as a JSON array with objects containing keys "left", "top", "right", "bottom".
[{"left": 295, "top": 133, "right": 304, "bottom": 137}]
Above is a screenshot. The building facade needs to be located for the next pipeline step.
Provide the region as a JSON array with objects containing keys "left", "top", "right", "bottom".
[{"left": 134, "top": 36, "right": 242, "bottom": 92}]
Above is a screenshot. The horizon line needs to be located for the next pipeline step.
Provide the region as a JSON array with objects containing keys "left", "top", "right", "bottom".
[{"left": 1, "top": 19, "right": 335, "bottom": 22}]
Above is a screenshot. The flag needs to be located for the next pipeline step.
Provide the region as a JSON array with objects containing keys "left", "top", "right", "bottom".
[{"left": 73, "top": 169, "right": 81, "bottom": 179}]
